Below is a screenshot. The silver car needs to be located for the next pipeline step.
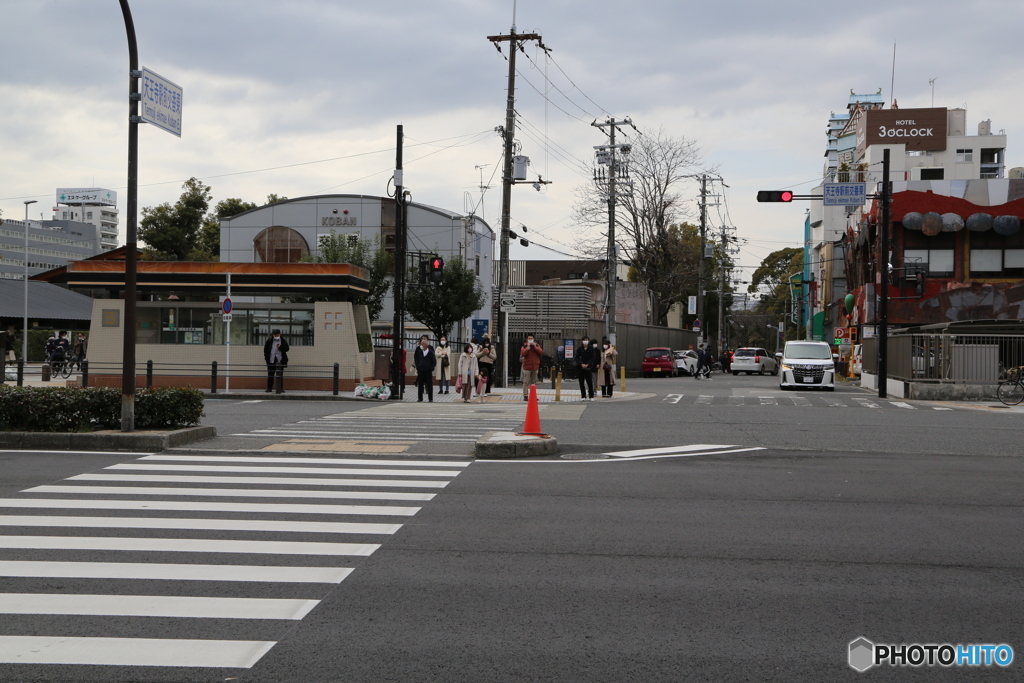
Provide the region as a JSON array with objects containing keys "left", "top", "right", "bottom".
[
  {"left": 779, "top": 341, "right": 836, "bottom": 391},
  {"left": 673, "top": 350, "right": 698, "bottom": 376},
  {"left": 730, "top": 347, "right": 778, "bottom": 376}
]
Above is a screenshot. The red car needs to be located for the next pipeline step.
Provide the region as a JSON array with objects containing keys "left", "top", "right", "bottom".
[{"left": 642, "top": 347, "right": 675, "bottom": 377}]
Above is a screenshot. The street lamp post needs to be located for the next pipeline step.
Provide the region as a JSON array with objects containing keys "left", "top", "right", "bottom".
[{"left": 22, "top": 200, "right": 37, "bottom": 365}]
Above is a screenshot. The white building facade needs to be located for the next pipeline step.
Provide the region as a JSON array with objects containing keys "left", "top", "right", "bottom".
[
  {"left": 219, "top": 194, "right": 495, "bottom": 339},
  {"left": 52, "top": 188, "right": 120, "bottom": 251}
]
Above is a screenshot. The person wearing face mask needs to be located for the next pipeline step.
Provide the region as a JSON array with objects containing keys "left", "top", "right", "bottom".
[
  {"left": 574, "top": 335, "right": 600, "bottom": 401},
  {"left": 73, "top": 333, "right": 88, "bottom": 372},
  {"left": 263, "top": 329, "right": 290, "bottom": 393},
  {"left": 457, "top": 344, "right": 479, "bottom": 403},
  {"left": 520, "top": 334, "right": 543, "bottom": 401},
  {"left": 599, "top": 338, "right": 618, "bottom": 398},
  {"left": 413, "top": 334, "right": 437, "bottom": 402},
  {"left": 476, "top": 338, "right": 497, "bottom": 395},
  {"left": 436, "top": 335, "right": 451, "bottom": 394}
]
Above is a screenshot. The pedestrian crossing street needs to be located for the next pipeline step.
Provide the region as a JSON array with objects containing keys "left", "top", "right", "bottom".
[
  {"left": 0, "top": 451, "right": 470, "bottom": 672},
  {"left": 663, "top": 393, "right": 956, "bottom": 410},
  {"left": 233, "top": 402, "right": 531, "bottom": 444}
]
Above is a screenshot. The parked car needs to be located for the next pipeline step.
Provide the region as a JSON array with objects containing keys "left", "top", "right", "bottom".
[
  {"left": 673, "top": 350, "right": 698, "bottom": 376},
  {"left": 731, "top": 347, "right": 778, "bottom": 376},
  {"left": 642, "top": 347, "right": 675, "bottom": 377},
  {"left": 779, "top": 340, "right": 836, "bottom": 391},
  {"left": 853, "top": 344, "right": 863, "bottom": 375}
]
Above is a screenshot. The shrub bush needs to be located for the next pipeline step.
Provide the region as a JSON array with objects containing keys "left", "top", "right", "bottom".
[
  {"left": 0, "top": 386, "right": 204, "bottom": 432},
  {"left": 357, "top": 333, "right": 373, "bottom": 353}
]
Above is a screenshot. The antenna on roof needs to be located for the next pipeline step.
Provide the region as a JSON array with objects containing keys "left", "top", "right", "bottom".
[{"left": 890, "top": 42, "right": 897, "bottom": 107}]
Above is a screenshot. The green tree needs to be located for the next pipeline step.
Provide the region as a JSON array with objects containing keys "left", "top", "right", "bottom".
[
  {"left": 303, "top": 231, "right": 393, "bottom": 322},
  {"left": 749, "top": 247, "right": 804, "bottom": 338},
  {"left": 405, "top": 257, "right": 486, "bottom": 338},
  {"left": 195, "top": 198, "right": 259, "bottom": 261},
  {"left": 138, "top": 177, "right": 212, "bottom": 260},
  {"left": 266, "top": 193, "right": 288, "bottom": 205}
]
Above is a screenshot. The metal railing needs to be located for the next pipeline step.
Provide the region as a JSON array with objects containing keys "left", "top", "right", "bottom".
[{"left": 863, "top": 334, "right": 1024, "bottom": 384}]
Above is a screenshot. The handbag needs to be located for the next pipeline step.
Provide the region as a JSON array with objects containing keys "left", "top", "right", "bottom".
[
  {"left": 442, "top": 354, "right": 450, "bottom": 368},
  {"left": 455, "top": 375, "right": 463, "bottom": 392}
]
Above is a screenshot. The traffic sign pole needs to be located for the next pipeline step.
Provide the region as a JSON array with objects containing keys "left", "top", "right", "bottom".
[{"left": 224, "top": 276, "right": 231, "bottom": 393}]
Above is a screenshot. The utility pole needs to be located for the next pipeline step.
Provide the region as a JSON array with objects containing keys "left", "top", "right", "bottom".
[
  {"left": 696, "top": 175, "right": 708, "bottom": 342},
  {"left": 118, "top": 0, "right": 139, "bottom": 432},
  {"left": 390, "top": 125, "right": 407, "bottom": 400},
  {"left": 487, "top": 26, "right": 547, "bottom": 387},
  {"left": 878, "top": 148, "right": 891, "bottom": 399},
  {"left": 716, "top": 223, "right": 736, "bottom": 355},
  {"left": 592, "top": 117, "right": 635, "bottom": 345}
]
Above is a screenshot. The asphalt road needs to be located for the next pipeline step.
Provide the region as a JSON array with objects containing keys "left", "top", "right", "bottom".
[{"left": 0, "top": 372, "right": 1020, "bottom": 680}]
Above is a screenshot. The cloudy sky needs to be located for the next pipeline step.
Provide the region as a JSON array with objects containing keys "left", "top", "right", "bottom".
[{"left": 4, "top": 0, "right": 1024, "bottom": 281}]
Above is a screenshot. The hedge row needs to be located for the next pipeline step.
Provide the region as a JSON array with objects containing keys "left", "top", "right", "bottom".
[{"left": 0, "top": 386, "right": 205, "bottom": 432}]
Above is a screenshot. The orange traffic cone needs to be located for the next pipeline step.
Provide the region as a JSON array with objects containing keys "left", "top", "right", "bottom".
[{"left": 518, "top": 383, "right": 547, "bottom": 436}]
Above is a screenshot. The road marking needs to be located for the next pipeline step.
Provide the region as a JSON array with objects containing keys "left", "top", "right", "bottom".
[
  {"left": 0, "top": 593, "right": 320, "bottom": 620},
  {"left": 70, "top": 473, "right": 450, "bottom": 488},
  {"left": 890, "top": 401, "right": 916, "bottom": 409},
  {"left": 0, "top": 499, "right": 421, "bottom": 516},
  {"left": 605, "top": 444, "right": 738, "bottom": 458},
  {"left": 24, "top": 485, "right": 436, "bottom": 502},
  {"left": 759, "top": 396, "right": 777, "bottom": 406},
  {"left": 263, "top": 440, "right": 414, "bottom": 453},
  {"left": 933, "top": 407, "right": 953, "bottom": 411},
  {"left": 140, "top": 455, "right": 471, "bottom": 467},
  {"left": 790, "top": 396, "right": 812, "bottom": 406},
  {"left": 0, "top": 561, "right": 353, "bottom": 583},
  {"left": 106, "top": 464, "right": 462, "bottom": 477},
  {"left": 696, "top": 395, "right": 714, "bottom": 405},
  {"left": 822, "top": 398, "right": 847, "bottom": 407},
  {"left": 488, "top": 446, "right": 767, "bottom": 463},
  {"left": 241, "top": 400, "right": 264, "bottom": 403},
  {"left": 0, "top": 516, "right": 402, "bottom": 535},
  {"left": 0, "top": 535, "right": 380, "bottom": 556},
  {"left": 853, "top": 398, "right": 880, "bottom": 408},
  {"left": 664, "top": 394, "right": 683, "bottom": 404},
  {"left": 233, "top": 434, "right": 481, "bottom": 442},
  {"left": 0, "top": 636, "right": 276, "bottom": 668}
]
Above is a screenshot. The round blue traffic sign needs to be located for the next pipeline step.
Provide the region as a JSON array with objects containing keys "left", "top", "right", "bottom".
[{"left": 222, "top": 298, "right": 232, "bottom": 314}]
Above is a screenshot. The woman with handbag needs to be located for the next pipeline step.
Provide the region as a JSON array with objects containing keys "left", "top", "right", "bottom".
[
  {"left": 436, "top": 335, "right": 451, "bottom": 394},
  {"left": 456, "top": 344, "right": 479, "bottom": 403},
  {"left": 600, "top": 338, "right": 618, "bottom": 398}
]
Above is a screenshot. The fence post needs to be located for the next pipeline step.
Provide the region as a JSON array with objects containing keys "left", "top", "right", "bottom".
[
  {"left": 16, "top": 360, "right": 24, "bottom": 387},
  {"left": 333, "top": 362, "right": 340, "bottom": 396},
  {"left": 555, "top": 372, "right": 562, "bottom": 402},
  {"left": 275, "top": 364, "right": 284, "bottom": 394},
  {"left": 620, "top": 366, "right": 626, "bottom": 393},
  {"left": 146, "top": 360, "right": 153, "bottom": 389},
  {"left": 211, "top": 361, "right": 218, "bottom": 394},
  {"left": 81, "top": 360, "right": 89, "bottom": 387}
]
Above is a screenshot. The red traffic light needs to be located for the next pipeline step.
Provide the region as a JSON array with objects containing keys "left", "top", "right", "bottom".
[
  {"left": 757, "top": 190, "right": 794, "bottom": 202},
  {"left": 431, "top": 258, "right": 442, "bottom": 269},
  {"left": 428, "top": 257, "right": 444, "bottom": 284}
]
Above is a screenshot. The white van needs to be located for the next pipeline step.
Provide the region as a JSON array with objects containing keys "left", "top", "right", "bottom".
[{"left": 779, "top": 341, "right": 836, "bottom": 391}]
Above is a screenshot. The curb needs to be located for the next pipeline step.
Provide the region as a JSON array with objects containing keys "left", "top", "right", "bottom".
[
  {"left": 0, "top": 426, "right": 217, "bottom": 452},
  {"left": 474, "top": 430, "right": 559, "bottom": 459}
]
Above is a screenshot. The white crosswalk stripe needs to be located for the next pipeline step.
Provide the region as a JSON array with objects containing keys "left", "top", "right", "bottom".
[
  {"left": 661, "top": 394, "right": 955, "bottom": 410},
  {"left": 0, "top": 451, "right": 467, "bottom": 671}
]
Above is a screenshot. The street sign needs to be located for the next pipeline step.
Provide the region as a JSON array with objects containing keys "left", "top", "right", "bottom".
[
  {"left": 472, "top": 319, "right": 489, "bottom": 340},
  {"left": 834, "top": 327, "right": 850, "bottom": 339},
  {"left": 222, "top": 298, "right": 232, "bottom": 314},
  {"left": 141, "top": 67, "right": 183, "bottom": 137},
  {"left": 693, "top": 319, "right": 701, "bottom": 329},
  {"left": 688, "top": 295, "right": 697, "bottom": 315},
  {"left": 499, "top": 296, "right": 517, "bottom": 313},
  {"left": 823, "top": 183, "right": 866, "bottom": 206},
  {"left": 222, "top": 313, "right": 233, "bottom": 323}
]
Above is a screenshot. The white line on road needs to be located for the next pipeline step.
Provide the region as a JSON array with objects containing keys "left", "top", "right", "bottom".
[
  {"left": 890, "top": 401, "right": 916, "bottom": 409},
  {"left": 933, "top": 407, "right": 953, "bottom": 410},
  {"left": 0, "top": 516, "right": 402, "bottom": 535},
  {"left": 0, "top": 636, "right": 276, "bottom": 668},
  {"left": 70, "top": 473, "right": 450, "bottom": 488},
  {"left": 759, "top": 396, "right": 777, "bottom": 406},
  {"left": 822, "top": 398, "right": 847, "bottom": 407},
  {"left": 0, "top": 535, "right": 380, "bottom": 556},
  {"left": 0, "top": 499, "right": 420, "bottom": 516},
  {"left": 790, "top": 396, "right": 812, "bottom": 406},
  {"left": 140, "top": 455, "right": 471, "bottom": 467},
  {"left": 0, "top": 593, "right": 319, "bottom": 620},
  {"left": 605, "top": 444, "right": 739, "bottom": 458},
  {"left": 231, "top": 434, "right": 479, "bottom": 442},
  {"left": 24, "top": 485, "right": 435, "bottom": 502},
  {"left": 663, "top": 394, "right": 683, "bottom": 404},
  {"left": 696, "top": 395, "right": 714, "bottom": 404},
  {"left": 0, "top": 560, "right": 352, "bottom": 583},
  {"left": 853, "top": 398, "right": 880, "bottom": 408},
  {"left": 106, "top": 464, "right": 462, "bottom": 477}
]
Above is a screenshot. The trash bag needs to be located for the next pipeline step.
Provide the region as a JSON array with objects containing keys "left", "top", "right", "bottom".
[
  {"left": 377, "top": 385, "right": 391, "bottom": 401},
  {"left": 354, "top": 383, "right": 367, "bottom": 397}
]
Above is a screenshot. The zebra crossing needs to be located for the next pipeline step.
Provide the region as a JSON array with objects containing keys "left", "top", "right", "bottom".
[
  {"left": 0, "top": 450, "right": 469, "bottom": 672},
  {"left": 233, "top": 402, "right": 529, "bottom": 444},
  {"left": 663, "top": 393, "right": 957, "bottom": 410}
]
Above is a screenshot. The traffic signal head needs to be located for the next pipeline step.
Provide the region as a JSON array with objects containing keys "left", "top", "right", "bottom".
[
  {"left": 757, "top": 190, "right": 794, "bottom": 203},
  {"left": 429, "top": 257, "right": 444, "bottom": 284}
]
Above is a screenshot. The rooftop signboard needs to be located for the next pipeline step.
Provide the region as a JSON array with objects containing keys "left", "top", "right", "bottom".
[
  {"left": 864, "top": 108, "right": 947, "bottom": 152},
  {"left": 56, "top": 188, "right": 117, "bottom": 206}
]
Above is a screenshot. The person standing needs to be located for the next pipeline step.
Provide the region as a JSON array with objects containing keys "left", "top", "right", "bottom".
[
  {"left": 457, "top": 344, "right": 479, "bottom": 403},
  {"left": 264, "top": 329, "right": 290, "bottom": 393},
  {"left": 436, "top": 335, "right": 451, "bottom": 394},
  {"left": 477, "top": 340, "right": 496, "bottom": 395},
  {"left": 73, "top": 333, "right": 87, "bottom": 371},
  {"left": 520, "top": 334, "right": 543, "bottom": 401},
  {"left": 599, "top": 338, "right": 618, "bottom": 398},
  {"left": 413, "top": 335, "right": 436, "bottom": 402},
  {"left": 575, "top": 335, "right": 599, "bottom": 401},
  {"left": 694, "top": 343, "right": 707, "bottom": 380}
]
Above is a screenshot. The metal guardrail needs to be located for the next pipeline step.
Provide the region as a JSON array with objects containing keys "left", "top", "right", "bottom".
[{"left": 864, "top": 334, "right": 1024, "bottom": 384}]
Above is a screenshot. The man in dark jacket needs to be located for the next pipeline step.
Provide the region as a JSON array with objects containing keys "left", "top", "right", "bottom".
[
  {"left": 575, "top": 335, "right": 600, "bottom": 400},
  {"left": 413, "top": 335, "right": 437, "bottom": 402},
  {"left": 264, "top": 329, "right": 290, "bottom": 393}
]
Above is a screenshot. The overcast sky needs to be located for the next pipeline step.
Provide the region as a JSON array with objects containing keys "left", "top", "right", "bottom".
[{"left": 4, "top": 0, "right": 1024, "bottom": 282}]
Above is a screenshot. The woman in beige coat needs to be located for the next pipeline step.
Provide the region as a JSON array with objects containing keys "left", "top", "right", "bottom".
[
  {"left": 457, "top": 344, "right": 480, "bottom": 403},
  {"left": 435, "top": 335, "right": 452, "bottom": 394},
  {"left": 599, "top": 339, "right": 618, "bottom": 398}
]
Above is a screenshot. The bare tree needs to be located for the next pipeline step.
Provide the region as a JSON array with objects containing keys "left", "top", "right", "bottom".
[{"left": 572, "top": 127, "right": 712, "bottom": 325}]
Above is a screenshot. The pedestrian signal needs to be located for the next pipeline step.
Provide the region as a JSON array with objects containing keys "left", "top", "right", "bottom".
[
  {"left": 757, "top": 190, "right": 794, "bottom": 202},
  {"left": 429, "top": 257, "right": 444, "bottom": 284}
]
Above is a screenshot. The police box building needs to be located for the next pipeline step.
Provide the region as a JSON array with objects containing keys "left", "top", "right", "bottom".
[{"left": 219, "top": 194, "right": 495, "bottom": 339}]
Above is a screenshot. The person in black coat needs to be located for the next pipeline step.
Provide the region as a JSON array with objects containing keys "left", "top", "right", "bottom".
[
  {"left": 413, "top": 335, "right": 437, "bottom": 402},
  {"left": 263, "top": 329, "right": 290, "bottom": 393},
  {"left": 575, "top": 335, "right": 600, "bottom": 400}
]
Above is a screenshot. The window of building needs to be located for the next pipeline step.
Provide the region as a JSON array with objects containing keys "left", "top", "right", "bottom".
[
  {"left": 919, "top": 168, "right": 945, "bottom": 180},
  {"left": 86, "top": 211, "right": 93, "bottom": 220},
  {"left": 475, "top": 255, "right": 480, "bottom": 276},
  {"left": 138, "top": 307, "right": 314, "bottom": 346},
  {"left": 970, "top": 249, "right": 1002, "bottom": 277},
  {"left": 253, "top": 226, "right": 309, "bottom": 263},
  {"left": 956, "top": 149, "right": 973, "bottom": 163},
  {"left": 904, "top": 249, "right": 954, "bottom": 276}
]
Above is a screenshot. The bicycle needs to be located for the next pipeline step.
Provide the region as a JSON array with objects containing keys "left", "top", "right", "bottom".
[
  {"left": 996, "top": 366, "right": 1024, "bottom": 406},
  {"left": 49, "top": 352, "right": 73, "bottom": 380}
]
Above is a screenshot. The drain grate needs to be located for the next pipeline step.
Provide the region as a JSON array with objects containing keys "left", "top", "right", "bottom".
[{"left": 560, "top": 453, "right": 611, "bottom": 460}]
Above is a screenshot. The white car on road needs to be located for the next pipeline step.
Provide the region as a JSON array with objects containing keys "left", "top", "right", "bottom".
[
  {"left": 779, "top": 341, "right": 836, "bottom": 391},
  {"left": 673, "top": 350, "right": 698, "bottom": 376},
  {"left": 731, "top": 347, "right": 778, "bottom": 376}
]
